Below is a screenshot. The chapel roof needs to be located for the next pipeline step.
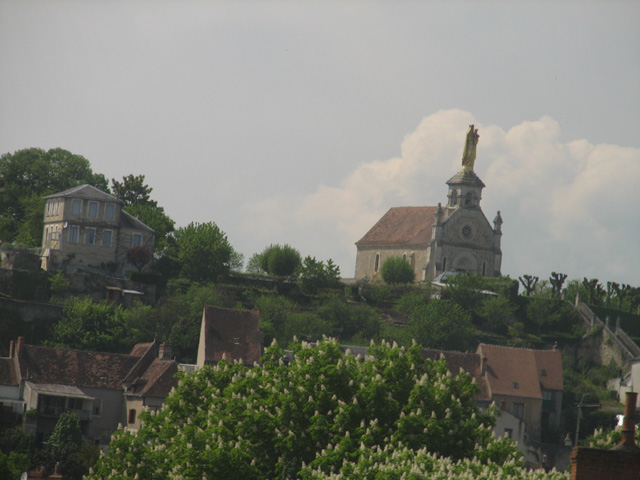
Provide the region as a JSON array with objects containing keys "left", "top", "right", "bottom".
[
  {"left": 355, "top": 206, "right": 443, "bottom": 246},
  {"left": 446, "top": 170, "right": 486, "bottom": 188}
]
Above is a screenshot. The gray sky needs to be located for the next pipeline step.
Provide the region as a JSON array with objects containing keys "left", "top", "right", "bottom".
[{"left": 1, "top": 1, "right": 639, "bottom": 285}]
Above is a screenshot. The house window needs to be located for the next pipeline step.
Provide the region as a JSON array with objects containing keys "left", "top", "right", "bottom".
[
  {"left": 45, "top": 227, "right": 50, "bottom": 244},
  {"left": 54, "top": 199, "right": 60, "bottom": 215},
  {"left": 504, "top": 428, "right": 513, "bottom": 439},
  {"left": 88, "top": 201, "right": 99, "bottom": 218},
  {"left": 104, "top": 203, "right": 115, "bottom": 220},
  {"left": 46, "top": 200, "right": 52, "bottom": 216},
  {"left": 68, "top": 225, "right": 79, "bottom": 243},
  {"left": 101, "top": 230, "right": 113, "bottom": 247},
  {"left": 374, "top": 253, "right": 380, "bottom": 272},
  {"left": 132, "top": 233, "right": 142, "bottom": 247},
  {"left": 93, "top": 398, "right": 102, "bottom": 416},
  {"left": 85, "top": 228, "right": 96, "bottom": 245},
  {"left": 67, "top": 397, "right": 83, "bottom": 410},
  {"left": 128, "top": 409, "right": 136, "bottom": 424},
  {"left": 543, "top": 391, "right": 553, "bottom": 401},
  {"left": 410, "top": 253, "right": 415, "bottom": 266},
  {"left": 512, "top": 402, "right": 525, "bottom": 419},
  {"left": 71, "top": 199, "right": 82, "bottom": 215},
  {"left": 442, "top": 257, "right": 447, "bottom": 272}
]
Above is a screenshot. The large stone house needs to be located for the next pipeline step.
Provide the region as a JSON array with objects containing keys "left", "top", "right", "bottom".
[
  {"left": 355, "top": 125, "right": 502, "bottom": 281},
  {"left": 40, "top": 184, "right": 154, "bottom": 276}
]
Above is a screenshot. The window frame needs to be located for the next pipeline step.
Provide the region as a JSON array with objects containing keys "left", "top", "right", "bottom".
[
  {"left": 104, "top": 203, "right": 116, "bottom": 220},
  {"left": 101, "top": 229, "right": 113, "bottom": 247},
  {"left": 68, "top": 225, "right": 80, "bottom": 243},
  {"left": 71, "top": 199, "right": 83, "bottom": 215},
  {"left": 88, "top": 201, "right": 99, "bottom": 218},
  {"left": 131, "top": 233, "right": 142, "bottom": 247},
  {"left": 85, "top": 227, "right": 96, "bottom": 245}
]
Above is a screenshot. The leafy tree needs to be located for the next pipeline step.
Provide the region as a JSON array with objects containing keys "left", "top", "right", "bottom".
[
  {"left": 246, "top": 252, "right": 264, "bottom": 274},
  {"left": 45, "top": 298, "right": 127, "bottom": 353},
  {"left": 87, "top": 339, "right": 520, "bottom": 480},
  {"left": 258, "top": 244, "right": 302, "bottom": 277},
  {"left": 172, "top": 222, "right": 234, "bottom": 283},
  {"left": 380, "top": 256, "right": 415, "bottom": 284},
  {"left": 111, "top": 174, "right": 156, "bottom": 207},
  {"left": 442, "top": 271, "right": 484, "bottom": 312},
  {"left": 298, "top": 256, "right": 341, "bottom": 295},
  {"left": 47, "top": 411, "right": 92, "bottom": 480},
  {"left": 582, "top": 278, "right": 606, "bottom": 305},
  {"left": 49, "top": 411, "right": 83, "bottom": 449},
  {"left": 478, "top": 295, "right": 517, "bottom": 333},
  {"left": 126, "top": 245, "right": 152, "bottom": 270},
  {"left": 518, "top": 274, "right": 539, "bottom": 296},
  {"left": 0, "top": 451, "right": 28, "bottom": 480},
  {"left": 0, "top": 147, "right": 108, "bottom": 243},
  {"left": 408, "top": 299, "right": 474, "bottom": 351}
]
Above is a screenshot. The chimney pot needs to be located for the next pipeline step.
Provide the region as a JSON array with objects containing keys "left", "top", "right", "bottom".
[
  {"left": 9, "top": 340, "right": 15, "bottom": 358},
  {"left": 618, "top": 391, "right": 638, "bottom": 448},
  {"left": 159, "top": 343, "right": 171, "bottom": 360},
  {"left": 16, "top": 337, "right": 24, "bottom": 353}
]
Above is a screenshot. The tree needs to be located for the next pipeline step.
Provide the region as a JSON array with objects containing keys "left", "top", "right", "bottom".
[
  {"left": 0, "top": 148, "right": 108, "bottom": 244},
  {"left": 87, "top": 339, "right": 520, "bottom": 480},
  {"left": 123, "top": 203, "right": 175, "bottom": 253},
  {"left": 298, "top": 256, "right": 341, "bottom": 295},
  {"left": 582, "top": 278, "right": 606, "bottom": 305},
  {"left": 380, "top": 256, "right": 415, "bottom": 284},
  {"left": 549, "top": 272, "right": 568, "bottom": 298},
  {"left": 518, "top": 274, "right": 539, "bottom": 296},
  {"left": 408, "top": 299, "right": 474, "bottom": 351},
  {"left": 173, "top": 222, "right": 234, "bottom": 283},
  {"left": 111, "top": 174, "right": 156, "bottom": 207},
  {"left": 257, "top": 244, "right": 302, "bottom": 277},
  {"left": 478, "top": 295, "right": 517, "bottom": 333},
  {"left": 126, "top": 245, "right": 152, "bottom": 270}
]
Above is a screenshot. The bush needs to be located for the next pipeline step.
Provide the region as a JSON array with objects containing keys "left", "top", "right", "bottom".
[
  {"left": 380, "top": 257, "right": 415, "bottom": 284},
  {"left": 254, "top": 244, "right": 302, "bottom": 276}
]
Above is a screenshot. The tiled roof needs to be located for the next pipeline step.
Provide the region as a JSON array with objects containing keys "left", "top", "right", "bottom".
[
  {"left": 44, "top": 184, "right": 121, "bottom": 203},
  {"left": 131, "top": 359, "right": 178, "bottom": 397},
  {"left": 478, "top": 344, "right": 563, "bottom": 399},
  {"left": 446, "top": 170, "right": 485, "bottom": 188},
  {"left": 198, "top": 306, "right": 264, "bottom": 366},
  {"left": 17, "top": 344, "right": 141, "bottom": 390},
  {"left": 0, "top": 358, "right": 18, "bottom": 386},
  {"left": 355, "top": 206, "right": 441, "bottom": 246},
  {"left": 421, "top": 349, "right": 490, "bottom": 401}
]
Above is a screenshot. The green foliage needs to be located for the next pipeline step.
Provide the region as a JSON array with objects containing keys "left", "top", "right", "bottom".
[
  {"left": 255, "top": 244, "right": 302, "bottom": 276},
  {"left": 380, "top": 256, "right": 415, "bottom": 284},
  {"left": 408, "top": 299, "right": 474, "bottom": 351},
  {"left": 173, "top": 221, "right": 234, "bottom": 283},
  {"left": 0, "top": 451, "right": 28, "bottom": 480},
  {"left": 49, "top": 411, "right": 83, "bottom": 449},
  {"left": 0, "top": 147, "right": 107, "bottom": 243},
  {"left": 111, "top": 174, "right": 156, "bottom": 207},
  {"left": 395, "top": 290, "right": 431, "bottom": 316},
  {"left": 45, "top": 298, "right": 127, "bottom": 352},
  {"left": 87, "top": 339, "right": 520, "bottom": 480},
  {"left": 298, "top": 256, "right": 341, "bottom": 296},
  {"left": 587, "top": 423, "right": 640, "bottom": 450},
  {"left": 442, "top": 272, "right": 484, "bottom": 312},
  {"left": 478, "top": 295, "right": 517, "bottom": 334},
  {"left": 48, "top": 271, "right": 71, "bottom": 295}
]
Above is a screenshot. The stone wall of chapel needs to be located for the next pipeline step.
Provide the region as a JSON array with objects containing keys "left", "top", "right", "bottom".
[{"left": 355, "top": 245, "right": 429, "bottom": 281}]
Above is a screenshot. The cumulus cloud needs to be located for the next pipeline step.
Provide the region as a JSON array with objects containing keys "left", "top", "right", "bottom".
[{"left": 240, "top": 110, "right": 640, "bottom": 284}]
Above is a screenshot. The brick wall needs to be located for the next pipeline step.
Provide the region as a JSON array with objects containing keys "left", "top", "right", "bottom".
[{"left": 570, "top": 447, "right": 640, "bottom": 480}]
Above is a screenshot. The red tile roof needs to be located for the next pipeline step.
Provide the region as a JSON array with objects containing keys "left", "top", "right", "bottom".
[
  {"left": 478, "top": 344, "right": 563, "bottom": 399},
  {"left": 355, "top": 206, "right": 441, "bottom": 246},
  {"left": 131, "top": 359, "right": 178, "bottom": 397},
  {"left": 198, "top": 306, "right": 264, "bottom": 366},
  {"left": 17, "top": 344, "right": 141, "bottom": 390}
]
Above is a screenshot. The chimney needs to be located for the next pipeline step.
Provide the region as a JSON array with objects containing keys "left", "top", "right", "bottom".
[
  {"left": 16, "top": 337, "right": 24, "bottom": 354},
  {"left": 481, "top": 354, "right": 487, "bottom": 375},
  {"left": 614, "top": 391, "right": 639, "bottom": 451},
  {"left": 9, "top": 340, "right": 15, "bottom": 358},
  {"left": 159, "top": 343, "right": 171, "bottom": 360}
]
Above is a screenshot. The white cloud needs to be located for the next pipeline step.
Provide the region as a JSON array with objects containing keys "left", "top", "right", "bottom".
[{"left": 239, "top": 109, "right": 640, "bottom": 284}]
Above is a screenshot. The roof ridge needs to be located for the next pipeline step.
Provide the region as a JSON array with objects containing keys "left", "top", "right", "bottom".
[{"left": 479, "top": 343, "right": 558, "bottom": 353}]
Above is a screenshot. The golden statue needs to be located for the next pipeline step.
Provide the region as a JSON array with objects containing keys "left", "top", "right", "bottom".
[{"left": 461, "top": 124, "right": 479, "bottom": 172}]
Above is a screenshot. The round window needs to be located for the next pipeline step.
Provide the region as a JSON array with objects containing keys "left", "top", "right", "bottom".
[{"left": 461, "top": 224, "right": 474, "bottom": 240}]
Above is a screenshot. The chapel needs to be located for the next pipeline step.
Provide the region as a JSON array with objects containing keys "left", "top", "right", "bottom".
[{"left": 354, "top": 125, "right": 503, "bottom": 281}]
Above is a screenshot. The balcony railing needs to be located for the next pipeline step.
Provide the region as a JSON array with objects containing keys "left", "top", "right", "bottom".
[{"left": 38, "top": 406, "right": 92, "bottom": 420}]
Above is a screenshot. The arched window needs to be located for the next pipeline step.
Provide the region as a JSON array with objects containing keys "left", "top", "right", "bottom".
[
  {"left": 410, "top": 253, "right": 415, "bottom": 266},
  {"left": 465, "top": 192, "right": 473, "bottom": 205},
  {"left": 374, "top": 253, "right": 380, "bottom": 272},
  {"left": 450, "top": 191, "right": 458, "bottom": 206},
  {"left": 402, "top": 253, "right": 407, "bottom": 261}
]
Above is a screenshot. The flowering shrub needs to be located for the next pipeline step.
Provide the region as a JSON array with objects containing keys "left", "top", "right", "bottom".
[{"left": 87, "top": 339, "right": 565, "bottom": 480}]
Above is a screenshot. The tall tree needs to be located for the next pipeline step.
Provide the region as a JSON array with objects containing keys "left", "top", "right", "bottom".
[
  {"left": 111, "top": 174, "right": 156, "bottom": 207},
  {"left": 0, "top": 148, "right": 107, "bottom": 243},
  {"left": 173, "top": 221, "right": 234, "bottom": 283}
]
